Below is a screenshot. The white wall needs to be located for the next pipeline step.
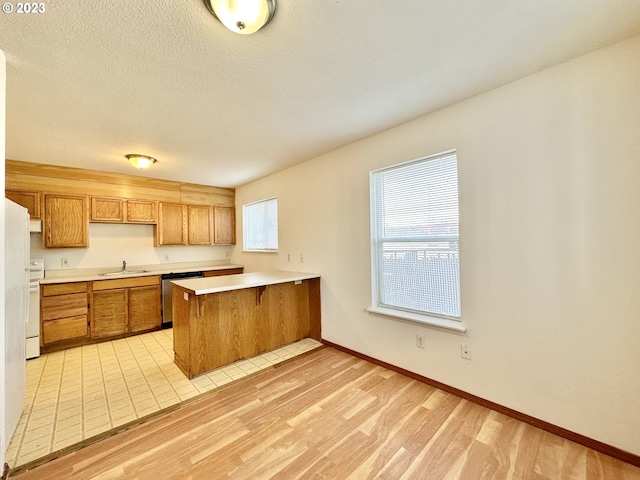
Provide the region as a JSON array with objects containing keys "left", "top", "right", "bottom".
[
  {"left": 30, "top": 224, "right": 233, "bottom": 272},
  {"left": 233, "top": 34, "right": 640, "bottom": 455},
  {"left": 1, "top": 48, "right": 8, "bottom": 468}
]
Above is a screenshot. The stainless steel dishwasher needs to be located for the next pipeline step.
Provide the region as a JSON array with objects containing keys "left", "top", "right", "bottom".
[{"left": 161, "top": 271, "right": 203, "bottom": 328}]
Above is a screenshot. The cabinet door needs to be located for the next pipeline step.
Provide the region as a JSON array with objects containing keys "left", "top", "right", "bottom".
[
  {"left": 90, "top": 197, "right": 125, "bottom": 223},
  {"left": 127, "top": 199, "right": 157, "bottom": 224},
  {"left": 155, "top": 203, "right": 187, "bottom": 246},
  {"left": 6, "top": 190, "right": 41, "bottom": 219},
  {"left": 129, "top": 285, "right": 161, "bottom": 333},
  {"left": 213, "top": 206, "right": 235, "bottom": 245},
  {"left": 188, "top": 205, "right": 213, "bottom": 245},
  {"left": 92, "top": 289, "right": 127, "bottom": 338},
  {"left": 44, "top": 194, "right": 89, "bottom": 248}
]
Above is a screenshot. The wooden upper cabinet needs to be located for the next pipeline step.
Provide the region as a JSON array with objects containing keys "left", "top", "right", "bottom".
[
  {"left": 214, "top": 206, "right": 236, "bottom": 245},
  {"left": 127, "top": 199, "right": 157, "bottom": 224},
  {"left": 155, "top": 203, "right": 187, "bottom": 246},
  {"left": 44, "top": 194, "right": 89, "bottom": 248},
  {"left": 91, "top": 197, "right": 157, "bottom": 224},
  {"left": 6, "top": 190, "right": 41, "bottom": 219},
  {"left": 188, "top": 205, "right": 213, "bottom": 245},
  {"left": 91, "top": 197, "right": 125, "bottom": 223}
]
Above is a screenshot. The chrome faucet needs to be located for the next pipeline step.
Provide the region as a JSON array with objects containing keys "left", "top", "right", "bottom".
[{"left": 122, "top": 260, "right": 126, "bottom": 272}]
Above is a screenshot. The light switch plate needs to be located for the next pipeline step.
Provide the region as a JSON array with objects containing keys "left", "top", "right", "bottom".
[{"left": 183, "top": 292, "right": 189, "bottom": 301}]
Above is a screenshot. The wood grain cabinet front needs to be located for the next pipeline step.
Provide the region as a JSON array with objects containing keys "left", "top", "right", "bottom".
[
  {"left": 44, "top": 194, "right": 89, "bottom": 248},
  {"left": 91, "top": 288, "right": 128, "bottom": 338},
  {"left": 91, "top": 197, "right": 158, "bottom": 224},
  {"left": 188, "top": 205, "right": 214, "bottom": 245},
  {"left": 155, "top": 203, "right": 188, "bottom": 246},
  {"left": 213, "top": 206, "right": 235, "bottom": 245},
  {"left": 157, "top": 202, "right": 228, "bottom": 246},
  {"left": 41, "top": 282, "right": 89, "bottom": 351},
  {"left": 91, "top": 197, "right": 125, "bottom": 223},
  {"left": 172, "top": 278, "right": 321, "bottom": 378},
  {"left": 6, "top": 190, "right": 42, "bottom": 219},
  {"left": 91, "top": 276, "right": 162, "bottom": 339},
  {"left": 126, "top": 199, "right": 157, "bottom": 224}
]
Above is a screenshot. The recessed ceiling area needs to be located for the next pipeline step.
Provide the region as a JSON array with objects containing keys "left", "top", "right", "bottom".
[{"left": 1, "top": 0, "right": 640, "bottom": 188}]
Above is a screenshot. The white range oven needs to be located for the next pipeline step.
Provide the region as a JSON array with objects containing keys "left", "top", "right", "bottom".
[{"left": 27, "top": 258, "right": 44, "bottom": 359}]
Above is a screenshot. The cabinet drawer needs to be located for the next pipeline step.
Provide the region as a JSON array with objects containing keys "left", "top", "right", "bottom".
[
  {"left": 42, "top": 282, "right": 88, "bottom": 296},
  {"left": 43, "top": 315, "right": 88, "bottom": 344},
  {"left": 42, "top": 293, "right": 88, "bottom": 321},
  {"left": 92, "top": 275, "right": 160, "bottom": 291}
]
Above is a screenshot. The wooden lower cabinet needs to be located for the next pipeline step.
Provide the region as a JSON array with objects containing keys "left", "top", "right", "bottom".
[
  {"left": 42, "top": 276, "right": 162, "bottom": 353},
  {"left": 129, "top": 285, "right": 162, "bottom": 333},
  {"left": 91, "top": 276, "right": 162, "bottom": 339},
  {"left": 92, "top": 289, "right": 128, "bottom": 338},
  {"left": 173, "top": 278, "right": 321, "bottom": 378},
  {"left": 41, "top": 282, "right": 90, "bottom": 352}
]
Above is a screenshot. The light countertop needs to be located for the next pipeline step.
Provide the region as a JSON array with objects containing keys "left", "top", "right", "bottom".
[
  {"left": 171, "top": 270, "right": 320, "bottom": 295},
  {"left": 39, "top": 262, "right": 244, "bottom": 285}
]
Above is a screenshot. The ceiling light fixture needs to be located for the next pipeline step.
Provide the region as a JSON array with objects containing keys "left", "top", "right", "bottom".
[
  {"left": 126, "top": 154, "right": 157, "bottom": 169},
  {"left": 204, "top": 0, "right": 276, "bottom": 35}
]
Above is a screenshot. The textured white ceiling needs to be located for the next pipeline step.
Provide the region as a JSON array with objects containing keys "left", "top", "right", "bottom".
[{"left": 1, "top": 1, "right": 640, "bottom": 187}]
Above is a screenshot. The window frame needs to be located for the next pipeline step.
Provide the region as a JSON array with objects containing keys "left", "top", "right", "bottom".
[
  {"left": 242, "top": 196, "right": 279, "bottom": 253},
  {"left": 368, "top": 150, "right": 466, "bottom": 333}
]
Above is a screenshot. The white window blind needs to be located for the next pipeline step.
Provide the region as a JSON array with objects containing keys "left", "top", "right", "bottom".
[
  {"left": 370, "top": 151, "right": 460, "bottom": 319},
  {"left": 243, "top": 197, "right": 278, "bottom": 251}
]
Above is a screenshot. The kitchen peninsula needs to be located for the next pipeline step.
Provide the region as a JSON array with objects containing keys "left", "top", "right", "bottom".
[{"left": 171, "top": 271, "right": 321, "bottom": 378}]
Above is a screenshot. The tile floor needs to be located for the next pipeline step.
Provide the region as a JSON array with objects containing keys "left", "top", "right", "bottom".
[{"left": 6, "top": 329, "right": 322, "bottom": 469}]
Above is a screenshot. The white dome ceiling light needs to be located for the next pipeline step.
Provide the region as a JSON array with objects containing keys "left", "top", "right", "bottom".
[
  {"left": 204, "top": 0, "right": 276, "bottom": 35},
  {"left": 126, "top": 154, "right": 157, "bottom": 170}
]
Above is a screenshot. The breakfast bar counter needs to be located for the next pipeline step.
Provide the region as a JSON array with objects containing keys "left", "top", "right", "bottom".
[{"left": 171, "top": 270, "right": 321, "bottom": 378}]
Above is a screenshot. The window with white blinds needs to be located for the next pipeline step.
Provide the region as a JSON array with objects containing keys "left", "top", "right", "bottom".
[
  {"left": 243, "top": 197, "right": 278, "bottom": 252},
  {"left": 370, "top": 151, "right": 461, "bottom": 320}
]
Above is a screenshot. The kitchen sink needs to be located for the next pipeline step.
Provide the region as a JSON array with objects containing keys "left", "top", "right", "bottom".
[{"left": 99, "top": 270, "right": 149, "bottom": 276}]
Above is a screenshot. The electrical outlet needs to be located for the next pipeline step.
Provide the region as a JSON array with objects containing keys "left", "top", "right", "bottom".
[
  {"left": 287, "top": 253, "right": 291, "bottom": 262},
  {"left": 461, "top": 344, "right": 472, "bottom": 360},
  {"left": 164, "top": 254, "right": 170, "bottom": 262},
  {"left": 300, "top": 253, "right": 304, "bottom": 263},
  {"left": 416, "top": 333, "right": 425, "bottom": 349},
  {"left": 61, "top": 258, "right": 69, "bottom": 267}
]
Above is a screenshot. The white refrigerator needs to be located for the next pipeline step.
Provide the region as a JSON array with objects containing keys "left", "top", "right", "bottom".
[{"left": 3, "top": 199, "right": 29, "bottom": 448}]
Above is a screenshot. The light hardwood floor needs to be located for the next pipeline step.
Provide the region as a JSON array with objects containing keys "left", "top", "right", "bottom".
[{"left": 11, "top": 347, "right": 640, "bottom": 479}]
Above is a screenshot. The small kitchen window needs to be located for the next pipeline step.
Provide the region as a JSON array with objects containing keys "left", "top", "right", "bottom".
[
  {"left": 368, "top": 150, "right": 465, "bottom": 332},
  {"left": 243, "top": 197, "right": 278, "bottom": 252}
]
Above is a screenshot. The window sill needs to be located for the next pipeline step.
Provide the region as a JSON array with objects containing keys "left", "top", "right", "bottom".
[
  {"left": 242, "top": 250, "right": 278, "bottom": 254},
  {"left": 366, "top": 306, "right": 467, "bottom": 333}
]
